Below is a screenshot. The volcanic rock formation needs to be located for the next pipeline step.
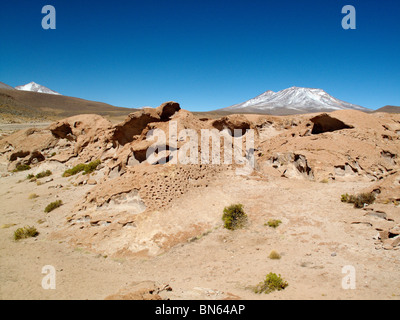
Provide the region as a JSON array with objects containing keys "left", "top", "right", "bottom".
[{"left": 1, "top": 102, "right": 399, "bottom": 256}]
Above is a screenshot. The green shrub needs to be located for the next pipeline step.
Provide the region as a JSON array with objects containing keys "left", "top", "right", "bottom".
[
  {"left": 222, "top": 204, "right": 247, "bottom": 230},
  {"left": 62, "top": 163, "right": 86, "bottom": 177},
  {"left": 44, "top": 200, "right": 63, "bottom": 213},
  {"left": 341, "top": 193, "right": 356, "bottom": 203},
  {"left": 13, "top": 164, "right": 31, "bottom": 172},
  {"left": 14, "top": 226, "right": 39, "bottom": 240},
  {"left": 341, "top": 192, "right": 375, "bottom": 208},
  {"left": 341, "top": 193, "right": 349, "bottom": 202},
  {"left": 28, "top": 193, "right": 39, "bottom": 199},
  {"left": 268, "top": 250, "right": 281, "bottom": 260},
  {"left": 26, "top": 174, "right": 35, "bottom": 179},
  {"left": 35, "top": 170, "right": 52, "bottom": 179},
  {"left": 266, "top": 219, "right": 282, "bottom": 228},
  {"left": 62, "top": 160, "right": 101, "bottom": 177},
  {"left": 254, "top": 272, "right": 288, "bottom": 294},
  {"left": 83, "top": 159, "right": 101, "bottom": 174},
  {"left": 354, "top": 193, "right": 376, "bottom": 208}
]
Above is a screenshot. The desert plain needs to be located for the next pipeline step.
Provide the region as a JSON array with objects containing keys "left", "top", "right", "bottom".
[{"left": 0, "top": 102, "right": 399, "bottom": 300}]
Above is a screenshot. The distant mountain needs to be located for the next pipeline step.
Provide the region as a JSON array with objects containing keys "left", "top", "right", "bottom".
[
  {"left": 15, "top": 82, "right": 61, "bottom": 95},
  {"left": 219, "top": 87, "right": 370, "bottom": 115},
  {"left": 0, "top": 88, "right": 136, "bottom": 121},
  {"left": 0, "top": 81, "right": 15, "bottom": 90},
  {"left": 374, "top": 105, "right": 400, "bottom": 114}
]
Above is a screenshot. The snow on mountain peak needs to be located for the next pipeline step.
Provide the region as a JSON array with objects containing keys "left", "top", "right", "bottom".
[
  {"left": 15, "top": 82, "right": 61, "bottom": 95},
  {"left": 222, "top": 86, "right": 368, "bottom": 114}
]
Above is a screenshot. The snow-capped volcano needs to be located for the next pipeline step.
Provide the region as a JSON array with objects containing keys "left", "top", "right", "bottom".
[
  {"left": 220, "top": 87, "right": 369, "bottom": 115},
  {"left": 15, "top": 82, "right": 61, "bottom": 95}
]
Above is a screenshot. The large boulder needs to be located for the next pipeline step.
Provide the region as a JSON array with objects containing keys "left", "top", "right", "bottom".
[
  {"left": 310, "top": 113, "right": 353, "bottom": 134},
  {"left": 112, "top": 101, "right": 180, "bottom": 145},
  {"left": 211, "top": 114, "right": 252, "bottom": 136}
]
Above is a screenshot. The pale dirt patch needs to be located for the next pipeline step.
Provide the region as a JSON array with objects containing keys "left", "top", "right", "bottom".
[{"left": 0, "top": 163, "right": 399, "bottom": 300}]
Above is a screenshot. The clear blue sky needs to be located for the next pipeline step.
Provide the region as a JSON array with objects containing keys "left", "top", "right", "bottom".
[{"left": 1, "top": 0, "right": 399, "bottom": 111}]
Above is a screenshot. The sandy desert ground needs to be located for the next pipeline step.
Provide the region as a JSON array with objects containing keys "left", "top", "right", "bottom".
[{"left": 0, "top": 104, "right": 399, "bottom": 300}]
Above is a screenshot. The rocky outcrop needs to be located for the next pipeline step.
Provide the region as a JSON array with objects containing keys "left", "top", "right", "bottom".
[
  {"left": 310, "top": 113, "right": 353, "bottom": 134},
  {"left": 212, "top": 114, "right": 252, "bottom": 136},
  {"left": 363, "top": 172, "right": 400, "bottom": 203},
  {"left": 1, "top": 104, "right": 399, "bottom": 257},
  {"left": 266, "top": 152, "right": 314, "bottom": 180},
  {"left": 112, "top": 101, "right": 180, "bottom": 145}
]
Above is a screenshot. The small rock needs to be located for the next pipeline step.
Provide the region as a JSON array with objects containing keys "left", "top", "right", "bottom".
[
  {"left": 382, "top": 236, "right": 400, "bottom": 250},
  {"left": 87, "top": 179, "right": 97, "bottom": 185},
  {"left": 393, "top": 236, "right": 400, "bottom": 247},
  {"left": 108, "top": 166, "right": 120, "bottom": 179},
  {"left": 389, "top": 226, "right": 400, "bottom": 236},
  {"left": 388, "top": 235, "right": 400, "bottom": 248},
  {"left": 331, "top": 252, "right": 337, "bottom": 257},
  {"left": 365, "top": 210, "right": 387, "bottom": 220},
  {"left": 75, "top": 175, "right": 86, "bottom": 185},
  {"left": 382, "top": 243, "right": 393, "bottom": 250},
  {"left": 379, "top": 230, "right": 389, "bottom": 240}
]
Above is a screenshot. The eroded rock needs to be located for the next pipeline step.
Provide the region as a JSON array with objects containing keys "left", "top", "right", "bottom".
[{"left": 310, "top": 113, "right": 354, "bottom": 134}]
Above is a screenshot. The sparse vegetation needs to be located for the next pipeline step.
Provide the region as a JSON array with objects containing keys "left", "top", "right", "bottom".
[
  {"left": 268, "top": 250, "right": 281, "bottom": 260},
  {"left": 265, "top": 219, "right": 282, "bottom": 228},
  {"left": 13, "top": 226, "right": 39, "bottom": 240},
  {"left": 254, "top": 272, "right": 288, "bottom": 294},
  {"left": 62, "top": 160, "right": 101, "bottom": 177},
  {"left": 35, "top": 170, "right": 52, "bottom": 179},
  {"left": 222, "top": 204, "right": 247, "bottom": 230},
  {"left": 26, "top": 174, "right": 35, "bottom": 179},
  {"left": 188, "top": 229, "right": 213, "bottom": 242},
  {"left": 62, "top": 163, "right": 86, "bottom": 177},
  {"left": 341, "top": 193, "right": 356, "bottom": 203},
  {"left": 44, "top": 200, "right": 63, "bottom": 213},
  {"left": 354, "top": 193, "right": 376, "bottom": 208},
  {"left": 1, "top": 223, "right": 17, "bottom": 229},
  {"left": 13, "top": 164, "right": 31, "bottom": 172},
  {"left": 28, "top": 193, "right": 39, "bottom": 199},
  {"left": 83, "top": 159, "right": 101, "bottom": 174},
  {"left": 341, "top": 192, "right": 375, "bottom": 208}
]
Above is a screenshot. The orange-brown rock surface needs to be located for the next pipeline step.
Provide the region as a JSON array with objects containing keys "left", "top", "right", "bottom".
[{"left": 1, "top": 103, "right": 399, "bottom": 257}]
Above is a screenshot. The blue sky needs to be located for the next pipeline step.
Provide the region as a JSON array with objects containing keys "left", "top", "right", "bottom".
[{"left": 0, "top": 0, "right": 399, "bottom": 111}]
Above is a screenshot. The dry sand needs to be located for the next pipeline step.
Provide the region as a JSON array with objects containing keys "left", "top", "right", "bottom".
[{"left": 0, "top": 161, "right": 399, "bottom": 300}]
